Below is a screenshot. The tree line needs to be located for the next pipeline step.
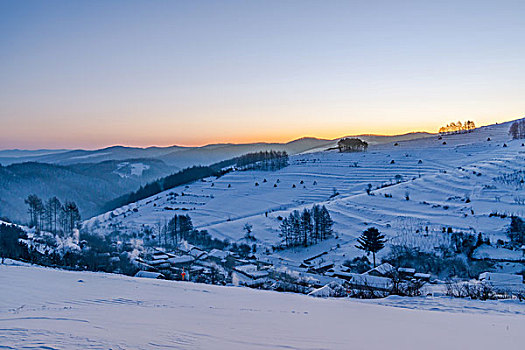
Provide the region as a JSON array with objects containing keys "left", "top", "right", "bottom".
[
  {"left": 279, "top": 205, "right": 334, "bottom": 247},
  {"left": 24, "top": 195, "right": 81, "bottom": 236},
  {"left": 438, "top": 120, "right": 476, "bottom": 134},
  {"left": 235, "top": 151, "right": 289, "bottom": 171}
]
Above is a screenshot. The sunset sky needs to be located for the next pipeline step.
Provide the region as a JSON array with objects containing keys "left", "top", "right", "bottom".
[{"left": 1, "top": 0, "right": 524, "bottom": 149}]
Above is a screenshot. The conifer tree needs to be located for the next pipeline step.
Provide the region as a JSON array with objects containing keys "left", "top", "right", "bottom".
[{"left": 355, "top": 227, "right": 386, "bottom": 267}]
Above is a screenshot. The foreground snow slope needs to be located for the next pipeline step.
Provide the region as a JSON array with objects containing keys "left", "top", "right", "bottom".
[{"left": 1, "top": 264, "right": 524, "bottom": 349}]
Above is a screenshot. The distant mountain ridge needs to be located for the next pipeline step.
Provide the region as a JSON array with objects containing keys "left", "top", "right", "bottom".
[
  {"left": 0, "top": 133, "right": 434, "bottom": 167},
  {"left": 0, "top": 131, "right": 439, "bottom": 223}
]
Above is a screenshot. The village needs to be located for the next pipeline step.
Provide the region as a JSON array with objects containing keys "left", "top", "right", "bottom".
[{"left": 131, "top": 240, "right": 525, "bottom": 299}]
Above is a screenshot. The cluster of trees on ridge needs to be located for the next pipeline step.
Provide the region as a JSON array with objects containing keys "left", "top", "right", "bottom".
[
  {"left": 235, "top": 151, "right": 289, "bottom": 171},
  {"left": 337, "top": 138, "right": 368, "bottom": 152},
  {"left": 509, "top": 120, "right": 525, "bottom": 139},
  {"left": 438, "top": 120, "right": 476, "bottom": 134}
]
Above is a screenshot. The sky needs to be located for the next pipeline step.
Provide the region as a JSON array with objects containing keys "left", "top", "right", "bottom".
[{"left": 1, "top": 0, "right": 524, "bottom": 149}]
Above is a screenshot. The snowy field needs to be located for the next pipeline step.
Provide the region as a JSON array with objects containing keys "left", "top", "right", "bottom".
[
  {"left": 85, "top": 119, "right": 525, "bottom": 266},
  {"left": 1, "top": 264, "right": 524, "bottom": 350}
]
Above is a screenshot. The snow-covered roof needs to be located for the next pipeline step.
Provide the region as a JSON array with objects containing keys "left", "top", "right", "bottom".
[
  {"left": 234, "top": 264, "right": 258, "bottom": 273},
  {"left": 364, "top": 263, "right": 395, "bottom": 276},
  {"left": 398, "top": 267, "right": 416, "bottom": 274},
  {"left": 152, "top": 254, "right": 169, "bottom": 260},
  {"left": 189, "top": 248, "right": 208, "bottom": 259},
  {"left": 479, "top": 272, "right": 523, "bottom": 285},
  {"left": 167, "top": 255, "right": 194, "bottom": 265},
  {"left": 134, "top": 271, "right": 164, "bottom": 279},
  {"left": 209, "top": 249, "right": 230, "bottom": 259},
  {"left": 472, "top": 245, "right": 523, "bottom": 262},
  {"left": 177, "top": 241, "right": 197, "bottom": 253},
  {"left": 347, "top": 273, "right": 392, "bottom": 291},
  {"left": 148, "top": 259, "right": 169, "bottom": 266},
  {"left": 233, "top": 264, "right": 269, "bottom": 279}
]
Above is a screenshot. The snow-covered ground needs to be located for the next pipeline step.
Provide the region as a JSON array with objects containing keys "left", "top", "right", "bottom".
[
  {"left": 1, "top": 263, "right": 524, "bottom": 349},
  {"left": 85, "top": 119, "right": 525, "bottom": 266}
]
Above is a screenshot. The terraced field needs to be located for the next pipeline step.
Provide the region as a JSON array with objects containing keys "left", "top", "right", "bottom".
[{"left": 86, "top": 119, "right": 525, "bottom": 266}]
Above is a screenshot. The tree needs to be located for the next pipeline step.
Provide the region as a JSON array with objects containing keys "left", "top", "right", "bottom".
[
  {"left": 0, "top": 224, "right": 23, "bottom": 263},
  {"left": 46, "top": 197, "right": 62, "bottom": 234},
  {"left": 243, "top": 223, "right": 255, "bottom": 241},
  {"left": 179, "top": 214, "right": 193, "bottom": 240},
  {"left": 508, "top": 216, "right": 525, "bottom": 246},
  {"left": 279, "top": 217, "right": 292, "bottom": 247},
  {"left": 24, "top": 194, "right": 43, "bottom": 229},
  {"left": 318, "top": 205, "right": 334, "bottom": 240},
  {"left": 61, "top": 201, "right": 81, "bottom": 236},
  {"left": 355, "top": 227, "right": 386, "bottom": 267},
  {"left": 509, "top": 120, "right": 525, "bottom": 140},
  {"left": 300, "top": 209, "right": 313, "bottom": 246},
  {"left": 167, "top": 215, "right": 179, "bottom": 245}
]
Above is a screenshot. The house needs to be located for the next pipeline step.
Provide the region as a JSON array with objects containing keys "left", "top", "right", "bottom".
[
  {"left": 151, "top": 251, "right": 170, "bottom": 261},
  {"left": 332, "top": 271, "right": 392, "bottom": 291},
  {"left": 364, "top": 263, "right": 395, "bottom": 277},
  {"left": 134, "top": 271, "right": 165, "bottom": 279},
  {"left": 303, "top": 251, "right": 328, "bottom": 265},
  {"left": 176, "top": 241, "right": 199, "bottom": 255},
  {"left": 413, "top": 273, "right": 431, "bottom": 281},
  {"left": 167, "top": 255, "right": 194, "bottom": 267},
  {"left": 232, "top": 264, "right": 269, "bottom": 286},
  {"left": 188, "top": 247, "right": 208, "bottom": 260},
  {"left": 308, "top": 262, "right": 334, "bottom": 274},
  {"left": 397, "top": 267, "right": 416, "bottom": 278},
  {"left": 133, "top": 257, "right": 156, "bottom": 271},
  {"left": 479, "top": 272, "right": 524, "bottom": 291},
  {"left": 208, "top": 249, "right": 231, "bottom": 263}
]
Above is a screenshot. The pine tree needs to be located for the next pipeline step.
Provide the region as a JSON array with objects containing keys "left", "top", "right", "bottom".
[
  {"left": 300, "top": 209, "right": 313, "bottom": 247},
  {"left": 319, "top": 205, "right": 334, "bottom": 239},
  {"left": 355, "top": 227, "right": 386, "bottom": 267}
]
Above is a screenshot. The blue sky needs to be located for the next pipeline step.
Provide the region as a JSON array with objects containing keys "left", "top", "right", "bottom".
[{"left": 1, "top": 0, "right": 524, "bottom": 149}]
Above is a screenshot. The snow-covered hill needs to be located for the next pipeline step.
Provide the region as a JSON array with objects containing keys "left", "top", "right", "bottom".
[
  {"left": 1, "top": 263, "right": 524, "bottom": 349},
  {"left": 85, "top": 119, "right": 525, "bottom": 266}
]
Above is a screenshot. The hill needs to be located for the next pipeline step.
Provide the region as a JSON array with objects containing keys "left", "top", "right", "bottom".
[
  {"left": 0, "top": 159, "right": 174, "bottom": 222},
  {"left": 85, "top": 118, "right": 525, "bottom": 269}
]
